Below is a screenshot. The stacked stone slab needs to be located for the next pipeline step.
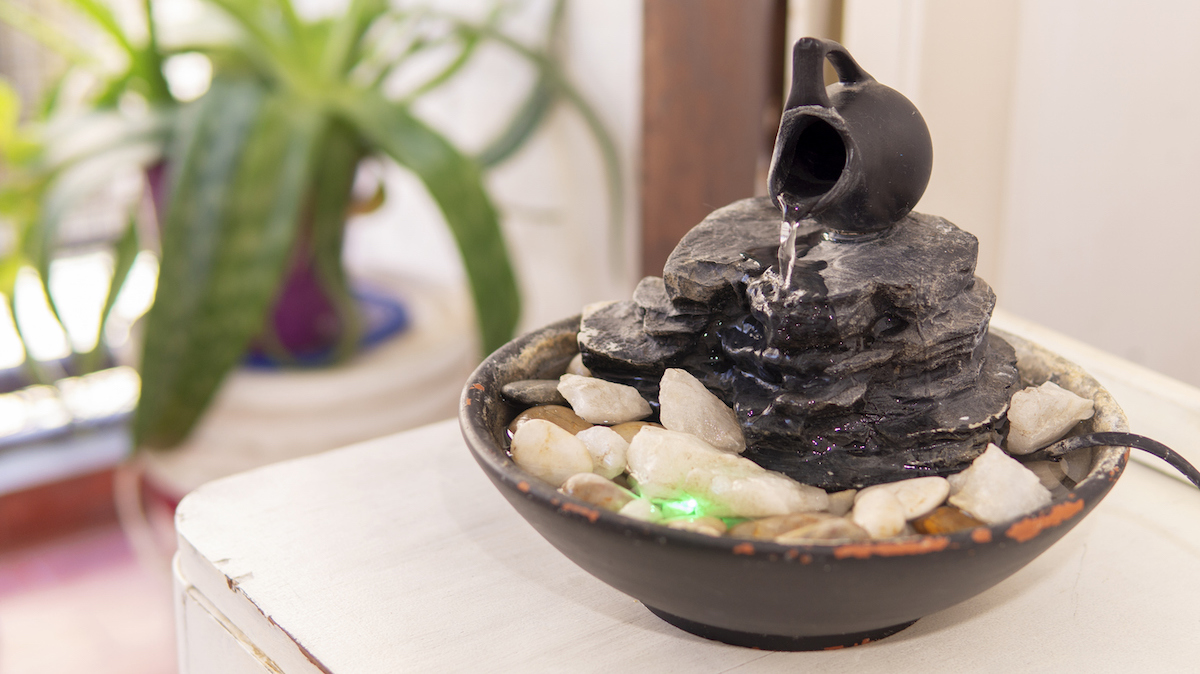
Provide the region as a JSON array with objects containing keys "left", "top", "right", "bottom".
[{"left": 579, "top": 196, "right": 1018, "bottom": 490}]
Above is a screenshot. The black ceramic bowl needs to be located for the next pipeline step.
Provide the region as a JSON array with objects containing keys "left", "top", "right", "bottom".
[{"left": 458, "top": 317, "right": 1130, "bottom": 650}]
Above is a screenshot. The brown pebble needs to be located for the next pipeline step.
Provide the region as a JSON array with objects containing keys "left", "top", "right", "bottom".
[
  {"left": 775, "top": 518, "right": 870, "bottom": 544},
  {"left": 509, "top": 405, "right": 592, "bottom": 436},
  {"left": 912, "top": 506, "right": 985, "bottom": 535},
  {"left": 609, "top": 421, "right": 662, "bottom": 443},
  {"left": 560, "top": 473, "right": 636, "bottom": 512},
  {"left": 729, "top": 512, "right": 832, "bottom": 540}
]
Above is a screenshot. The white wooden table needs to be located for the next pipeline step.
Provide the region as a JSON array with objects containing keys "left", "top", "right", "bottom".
[{"left": 173, "top": 313, "right": 1200, "bottom": 673}]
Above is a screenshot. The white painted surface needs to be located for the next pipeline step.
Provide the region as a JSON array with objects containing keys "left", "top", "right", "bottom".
[
  {"left": 842, "top": 1, "right": 1200, "bottom": 388},
  {"left": 175, "top": 568, "right": 279, "bottom": 674},
  {"left": 175, "top": 325, "right": 1200, "bottom": 672},
  {"left": 996, "top": 1, "right": 1200, "bottom": 387}
]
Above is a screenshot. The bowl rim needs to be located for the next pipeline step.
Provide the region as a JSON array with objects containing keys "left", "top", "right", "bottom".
[{"left": 459, "top": 317, "right": 1130, "bottom": 561}]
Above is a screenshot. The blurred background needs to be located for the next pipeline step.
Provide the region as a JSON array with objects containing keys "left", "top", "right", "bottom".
[{"left": 0, "top": 0, "right": 1197, "bottom": 671}]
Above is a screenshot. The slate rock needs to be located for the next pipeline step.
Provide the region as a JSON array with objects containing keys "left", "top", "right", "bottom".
[
  {"left": 663, "top": 197, "right": 806, "bottom": 307},
  {"left": 501, "top": 379, "right": 568, "bottom": 407},
  {"left": 578, "top": 300, "right": 693, "bottom": 375}
]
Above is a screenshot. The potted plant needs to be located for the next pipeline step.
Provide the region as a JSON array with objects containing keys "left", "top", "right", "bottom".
[{"left": 0, "top": 0, "right": 620, "bottom": 455}]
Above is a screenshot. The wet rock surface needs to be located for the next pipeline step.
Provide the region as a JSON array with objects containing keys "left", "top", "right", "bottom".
[{"left": 581, "top": 196, "right": 1018, "bottom": 490}]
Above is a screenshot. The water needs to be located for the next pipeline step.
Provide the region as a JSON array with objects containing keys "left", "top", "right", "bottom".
[{"left": 777, "top": 197, "right": 813, "bottom": 290}]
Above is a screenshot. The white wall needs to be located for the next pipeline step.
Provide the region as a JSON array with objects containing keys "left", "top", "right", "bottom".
[
  {"left": 344, "top": 0, "right": 642, "bottom": 337},
  {"left": 843, "top": 0, "right": 1200, "bottom": 387}
]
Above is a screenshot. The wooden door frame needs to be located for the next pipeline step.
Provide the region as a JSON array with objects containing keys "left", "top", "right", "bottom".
[{"left": 639, "top": 0, "right": 788, "bottom": 277}]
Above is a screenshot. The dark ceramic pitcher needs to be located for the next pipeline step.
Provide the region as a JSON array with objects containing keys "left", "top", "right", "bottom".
[{"left": 767, "top": 38, "right": 933, "bottom": 235}]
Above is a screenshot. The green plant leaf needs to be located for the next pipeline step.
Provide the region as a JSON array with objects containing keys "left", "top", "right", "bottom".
[
  {"left": 320, "top": 0, "right": 387, "bottom": 79},
  {"left": 337, "top": 91, "right": 519, "bottom": 355},
  {"left": 477, "top": 70, "right": 554, "bottom": 169},
  {"left": 134, "top": 78, "right": 324, "bottom": 448},
  {"left": 418, "top": 3, "right": 626, "bottom": 278},
  {"left": 0, "top": 79, "right": 18, "bottom": 153},
  {"left": 58, "top": 0, "right": 134, "bottom": 54},
  {"left": 400, "top": 26, "right": 482, "bottom": 104},
  {"left": 308, "top": 121, "right": 364, "bottom": 362}
]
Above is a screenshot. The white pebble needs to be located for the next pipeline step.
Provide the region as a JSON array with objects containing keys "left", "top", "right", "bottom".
[
  {"left": 1006, "top": 381, "right": 1095, "bottom": 454},
  {"left": 827, "top": 489, "right": 858, "bottom": 517},
  {"left": 617, "top": 497, "right": 661, "bottom": 522},
  {"left": 851, "top": 488, "right": 907, "bottom": 539},
  {"left": 566, "top": 353, "right": 591, "bottom": 377},
  {"left": 664, "top": 516, "right": 727, "bottom": 537},
  {"left": 560, "top": 473, "right": 636, "bottom": 511},
  {"left": 1024, "top": 460, "right": 1066, "bottom": 492},
  {"left": 574, "top": 426, "right": 629, "bottom": 479},
  {"left": 657, "top": 368, "right": 746, "bottom": 453},
  {"left": 948, "top": 443, "right": 1052, "bottom": 524},
  {"left": 947, "top": 470, "right": 968, "bottom": 495},
  {"left": 510, "top": 419, "right": 594, "bottom": 488},
  {"left": 627, "top": 426, "right": 828, "bottom": 519},
  {"left": 775, "top": 517, "right": 870, "bottom": 543},
  {"left": 855, "top": 476, "right": 949, "bottom": 521},
  {"left": 1025, "top": 453, "right": 1091, "bottom": 490},
  {"left": 1061, "top": 450, "right": 1092, "bottom": 483},
  {"left": 558, "top": 374, "right": 652, "bottom": 424}
]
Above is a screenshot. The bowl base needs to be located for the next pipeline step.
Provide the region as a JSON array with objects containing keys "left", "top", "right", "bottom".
[{"left": 645, "top": 605, "right": 917, "bottom": 651}]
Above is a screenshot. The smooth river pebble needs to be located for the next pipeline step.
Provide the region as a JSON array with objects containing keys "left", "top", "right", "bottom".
[
  {"left": 560, "top": 473, "right": 636, "bottom": 512},
  {"left": 1006, "top": 381, "right": 1095, "bottom": 454},
  {"left": 855, "top": 476, "right": 950, "bottom": 520},
  {"left": 558, "top": 374, "right": 652, "bottom": 424},
  {"left": 609, "top": 421, "right": 661, "bottom": 443},
  {"left": 510, "top": 419, "right": 593, "bottom": 488},
  {"left": 911, "top": 506, "right": 984, "bottom": 535},
  {"left": 658, "top": 368, "right": 746, "bottom": 453},
  {"left": 729, "top": 512, "right": 833, "bottom": 540},
  {"left": 775, "top": 517, "right": 871, "bottom": 543},
  {"left": 508, "top": 405, "right": 592, "bottom": 436},
  {"left": 948, "top": 444, "right": 1052, "bottom": 524},
  {"left": 575, "top": 425, "right": 629, "bottom": 479},
  {"left": 665, "top": 516, "right": 727, "bottom": 537},
  {"left": 627, "top": 426, "right": 828, "bottom": 518},
  {"left": 851, "top": 488, "right": 907, "bottom": 539}
]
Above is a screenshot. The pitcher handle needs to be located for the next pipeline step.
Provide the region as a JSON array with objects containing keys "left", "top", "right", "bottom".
[{"left": 784, "top": 37, "right": 875, "bottom": 110}]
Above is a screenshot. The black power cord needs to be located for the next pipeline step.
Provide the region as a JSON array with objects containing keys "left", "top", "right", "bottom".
[{"left": 1018, "top": 432, "right": 1200, "bottom": 489}]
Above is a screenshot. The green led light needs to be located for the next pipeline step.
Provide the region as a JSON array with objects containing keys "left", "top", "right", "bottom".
[{"left": 659, "top": 496, "right": 701, "bottom": 519}]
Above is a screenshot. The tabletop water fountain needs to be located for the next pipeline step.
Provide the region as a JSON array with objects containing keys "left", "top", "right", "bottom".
[
  {"left": 579, "top": 38, "right": 1017, "bottom": 491},
  {"left": 459, "top": 37, "right": 1200, "bottom": 651}
]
